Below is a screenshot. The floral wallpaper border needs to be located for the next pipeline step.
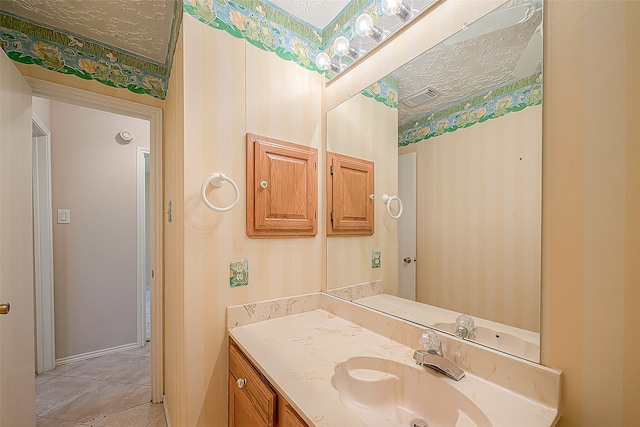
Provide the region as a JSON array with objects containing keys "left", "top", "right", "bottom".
[
  {"left": 0, "top": 12, "right": 169, "bottom": 99},
  {"left": 398, "top": 71, "right": 543, "bottom": 147},
  {"left": 183, "top": 0, "right": 381, "bottom": 75},
  {"left": 361, "top": 73, "right": 399, "bottom": 109}
]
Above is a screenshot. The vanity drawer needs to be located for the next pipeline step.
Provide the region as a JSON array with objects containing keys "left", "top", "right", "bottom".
[{"left": 229, "top": 341, "right": 276, "bottom": 427}]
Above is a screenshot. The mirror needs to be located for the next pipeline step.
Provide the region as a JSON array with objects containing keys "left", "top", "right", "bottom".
[{"left": 326, "top": 0, "right": 543, "bottom": 362}]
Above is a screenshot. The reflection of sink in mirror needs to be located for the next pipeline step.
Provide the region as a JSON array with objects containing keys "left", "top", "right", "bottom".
[
  {"left": 331, "top": 356, "right": 491, "bottom": 427},
  {"left": 433, "top": 322, "right": 540, "bottom": 362}
]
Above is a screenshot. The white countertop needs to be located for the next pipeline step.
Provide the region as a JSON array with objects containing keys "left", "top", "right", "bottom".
[{"left": 229, "top": 308, "right": 558, "bottom": 427}]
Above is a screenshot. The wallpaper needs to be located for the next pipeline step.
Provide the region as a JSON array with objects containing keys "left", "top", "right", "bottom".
[
  {"left": 0, "top": 12, "right": 169, "bottom": 99},
  {"left": 399, "top": 71, "right": 543, "bottom": 146},
  {"left": 183, "top": 0, "right": 378, "bottom": 74}
]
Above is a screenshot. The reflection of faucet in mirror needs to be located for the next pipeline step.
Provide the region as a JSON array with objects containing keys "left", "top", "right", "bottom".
[
  {"left": 413, "top": 329, "right": 465, "bottom": 381},
  {"left": 455, "top": 314, "right": 477, "bottom": 340}
]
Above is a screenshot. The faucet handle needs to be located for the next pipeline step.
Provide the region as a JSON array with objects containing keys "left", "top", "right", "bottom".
[
  {"left": 419, "top": 329, "right": 443, "bottom": 355},
  {"left": 455, "top": 314, "right": 477, "bottom": 339}
]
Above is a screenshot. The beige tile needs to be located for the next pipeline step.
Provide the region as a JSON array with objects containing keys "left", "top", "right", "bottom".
[
  {"left": 103, "top": 385, "right": 151, "bottom": 415},
  {"left": 92, "top": 402, "right": 164, "bottom": 427},
  {"left": 36, "top": 376, "right": 95, "bottom": 415},
  {"left": 36, "top": 373, "right": 56, "bottom": 386},
  {"left": 119, "top": 345, "right": 150, "bottom": 357},
  {"left": 36, "top": 417, "right": 85, "bottom": 427},
  {"left": 39, "top": 381, "right": 138, "bottom": 423},
  {"left": 145, "top": 411, "right": 167, "bottom": 427},
  {"left": 102, "top": 357, "right": 150, "bottom": 385},
  {"left": 47, "top": 360, "right": 89, "bottom": 376},
  {"left": 62, "top": 353, "right": 140, "bottom": 380}
]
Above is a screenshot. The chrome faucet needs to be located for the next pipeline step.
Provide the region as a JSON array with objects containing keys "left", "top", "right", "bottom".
[{"left": 413, "top": 329, "right": 465, "bottom": 381}]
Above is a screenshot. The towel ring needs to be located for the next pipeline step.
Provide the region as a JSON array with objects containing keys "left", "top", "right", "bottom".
[
  {"left": 201, "top": 173, "right": 240, "bottom": 212},
  {"left": 382, "top": 194, "right": 403, "bottom": 219}
]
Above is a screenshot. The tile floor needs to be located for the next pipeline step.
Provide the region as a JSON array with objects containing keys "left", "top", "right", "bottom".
[{"left": 36, "top": 345, "right": 166, "bottom": 427}]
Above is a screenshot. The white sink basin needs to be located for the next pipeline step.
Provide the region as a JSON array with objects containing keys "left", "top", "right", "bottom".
[
  {"left": 331, "top": 356, "right": 491, "bottom": 427},
  {"left": 432, "top": 322, "right": 539, "bottom": 361}
]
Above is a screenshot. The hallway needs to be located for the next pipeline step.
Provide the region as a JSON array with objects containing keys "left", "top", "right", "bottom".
[{"left": 35, "top": 345, "right": 166, "bottom": 427}]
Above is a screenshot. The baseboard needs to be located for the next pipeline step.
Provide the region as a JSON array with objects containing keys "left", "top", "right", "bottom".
[
  {"left": 163, "top": 394, "right": 171, "bottom": 427},
  {"left": 55, "top": 342, "right": 140, "bottom": 365}
]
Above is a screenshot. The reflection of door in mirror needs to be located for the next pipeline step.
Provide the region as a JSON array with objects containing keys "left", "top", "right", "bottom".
[
  {"left": 326, "top": 0, "right": 543, "bottom": 362},
  {"left": 397, "top": 153, "right": 416, "bottom": 300}
]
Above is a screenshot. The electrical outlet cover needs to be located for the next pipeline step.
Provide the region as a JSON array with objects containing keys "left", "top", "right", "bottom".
[
  {"left": 230, "top": 259, "right": 249, "bottom": 287},
  {"left": 372, "top": 250, "right": 381, "bottom": 268}
]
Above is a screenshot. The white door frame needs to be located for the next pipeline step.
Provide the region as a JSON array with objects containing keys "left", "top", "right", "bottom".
[
  {"left": 28, "top": 77, "right": 164, "bottom": 404},
  {"left": 137, "top": 147, "right": 150, "bottom": 346},
  {"left": 32, "top": 113, "right": 56, "bottom": 374}
]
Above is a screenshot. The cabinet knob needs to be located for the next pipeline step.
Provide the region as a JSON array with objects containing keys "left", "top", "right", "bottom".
[
  {"left": 236, "top": 378, "right": 247, "bottom": 389},
  {"left": 260, "top": 180, "right": 268, "bottom": 189}
]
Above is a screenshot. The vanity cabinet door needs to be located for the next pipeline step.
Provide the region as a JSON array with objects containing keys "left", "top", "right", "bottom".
[
  {"left": 229, "top": 342, "right": 276, "bottom": 427},
  {"left": 281, "top": 403, "right": 309, "bottom": 427}
]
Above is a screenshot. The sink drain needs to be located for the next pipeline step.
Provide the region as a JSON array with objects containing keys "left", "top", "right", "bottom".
[{"left": 410, "top": 419, "right": 428, "bottom": 427}]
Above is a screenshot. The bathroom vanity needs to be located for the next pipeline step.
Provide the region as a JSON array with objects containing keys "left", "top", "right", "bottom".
[{"left": 227, "top": 293, "right": 561, "bottom": 427}]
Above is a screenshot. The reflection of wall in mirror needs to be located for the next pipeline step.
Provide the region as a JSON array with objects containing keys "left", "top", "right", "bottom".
[
  {"left": 326, "top": 92, "right": 398, "bottom": 296},
  {"left": 398, "top": 105, "right": 542, "bottom": 332}
]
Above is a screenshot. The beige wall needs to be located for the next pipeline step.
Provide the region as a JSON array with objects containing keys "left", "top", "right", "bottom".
[
  {"left": 16, "top": 0, "right": 640, "bottom": 423},
  {"left": 163, "top": 15, "right": 325, "bottom": 426},
  {"left": 399, "top": 105, "right": 542, "bottom": 332},
  {"left": 326, "top": 93, "right": 399, "bottom": 294},
  {"left": 541, "top": 1, "right": 640, "bottom": 425},
  {"left": 50, "top": 101, "right": 150, "bottom": 358}
]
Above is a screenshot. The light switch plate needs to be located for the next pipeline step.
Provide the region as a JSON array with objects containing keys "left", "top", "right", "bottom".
[{"left": 57, "top": 209, "right": 70, "bottom": 224}]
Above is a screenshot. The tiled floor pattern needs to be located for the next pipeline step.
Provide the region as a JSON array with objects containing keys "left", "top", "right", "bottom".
[{"left": 36, "top": 345, "right": 166, "bottom": 427}]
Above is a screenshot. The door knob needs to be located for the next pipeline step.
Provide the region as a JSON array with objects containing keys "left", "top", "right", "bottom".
[
  {"left": 403, "top": 257, "right": 412, "bottom": 264},
  {"left": 0, "top": 303, "right": 10, "bottom": 315}
]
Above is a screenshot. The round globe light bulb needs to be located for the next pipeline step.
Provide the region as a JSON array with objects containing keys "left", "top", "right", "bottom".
[
  {"left": 315, "top": 52, "right": 331, "bottom": 71},
  {"left": 333, "top": 36, "right": 351, "bottom": 57},
  {"left": 355, "top": 14, "right": 374, "bottom": 37},
  {"left": 381, "top": 0, "right": 402, "bottom": 16}
]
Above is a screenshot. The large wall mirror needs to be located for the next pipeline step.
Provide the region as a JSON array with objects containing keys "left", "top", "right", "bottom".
[{"left": 326, "top": 0, "right": 543, "bottom": 362}]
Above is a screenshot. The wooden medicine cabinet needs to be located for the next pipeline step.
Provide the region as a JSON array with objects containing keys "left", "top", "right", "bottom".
[
  {"left": 326, "top": 151, "right": 374, "bottom": 236},
  {"left": 246, "top": 133, "right": 318, "bottom": 238}
]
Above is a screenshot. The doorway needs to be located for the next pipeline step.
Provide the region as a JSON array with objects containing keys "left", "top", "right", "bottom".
[{"left": 29, "top": 78, "right": 163, "bottom": 404}]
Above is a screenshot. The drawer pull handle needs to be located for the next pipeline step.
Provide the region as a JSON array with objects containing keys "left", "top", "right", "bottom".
[{"left": 236, "top": 378, "right": 247, "bottom": 389}]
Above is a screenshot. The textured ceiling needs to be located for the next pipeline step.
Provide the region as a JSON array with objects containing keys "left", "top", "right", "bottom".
[
  {"left": 268, "top": 0, "right": 350, "bottom": 30},
  {"left": 0, "top": 0, "right": 542, "bottom": 115},
  {"left": 1, "top": 0, "right": 177, "bottom": 63},
  {"left": 395, "top": 0, "right": 542, "bottom": 125}
]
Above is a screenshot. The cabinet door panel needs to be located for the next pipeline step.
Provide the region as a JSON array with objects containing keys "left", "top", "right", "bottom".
[
  {"left": 247, "top": 134, "right": 317, "bottom": 237},
  {"left": 327, "top": 151, "right": 374, "bottom": 235},
  {"left": 229, "top": 343, "right": 276, "bottom": 426}
]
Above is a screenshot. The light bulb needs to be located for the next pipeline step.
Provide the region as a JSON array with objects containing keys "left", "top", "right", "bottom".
[
  {"left": 355, "top": 14, "right": 374, "bottom": 37},
  {"left": 333, "top": 36, "right": 351, "bottom": 57},
  {"left": 381, "top": 0, "right": 402, "bottom": 16},
  {"left": 355, "top": 13, "right": 384, "bottom": 41},
  {"left": 315, "top": 52, "right": 331, "bottom": 71},
  {"left": 381, "top": 0, "right": 412, "bottom": 21}
]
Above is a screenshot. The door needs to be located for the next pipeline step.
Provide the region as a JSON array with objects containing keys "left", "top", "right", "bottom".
[
  {"left": 398, "top": 153, "right": 417, "bottom": 300},
  {"left": 0, "top": 51, "right": 36, "bottom": 425}
]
